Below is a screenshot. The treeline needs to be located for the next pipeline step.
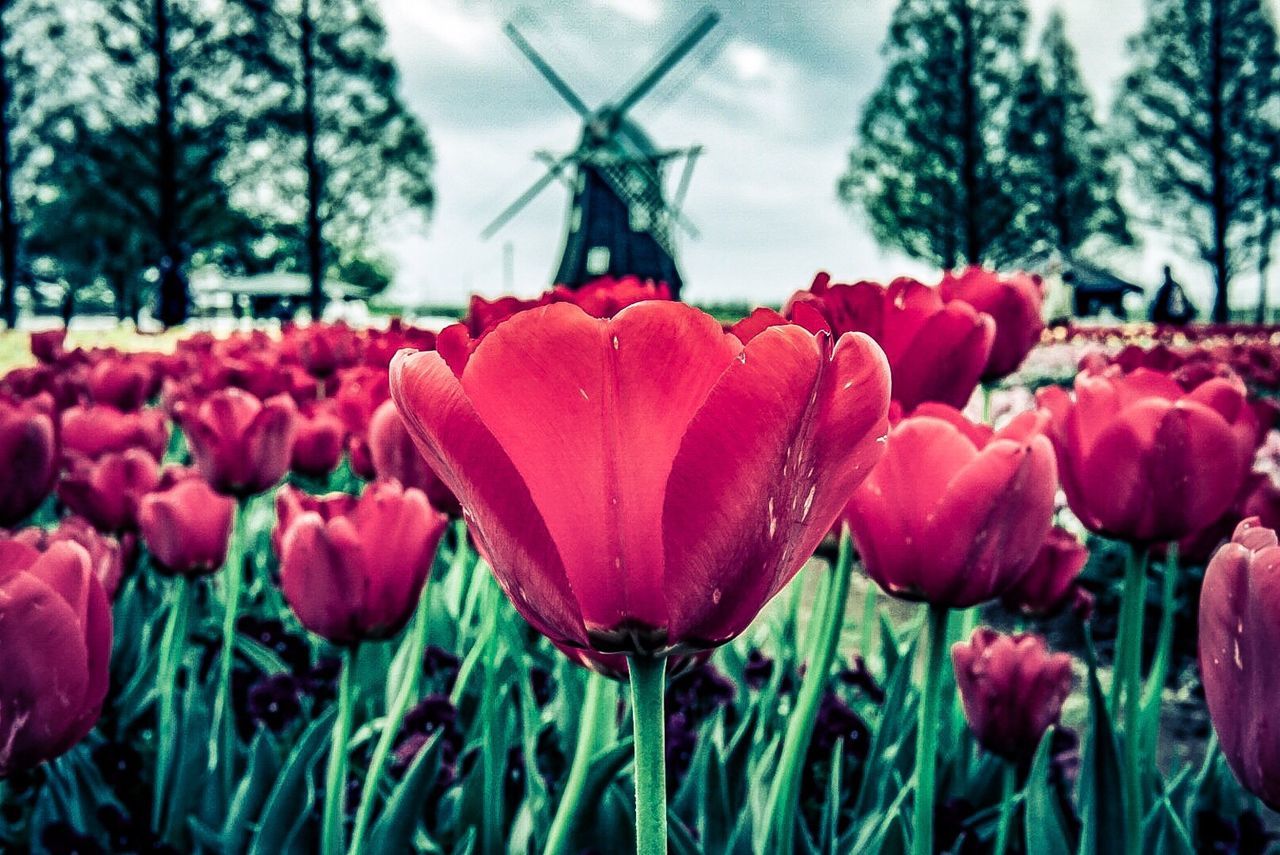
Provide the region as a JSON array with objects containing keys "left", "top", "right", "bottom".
[
  {"left": 0, "top": 0, "right": 434, "bottom": 328},
  {"left": 841, "top": 0, "right": 1280, "bottom": 323}
]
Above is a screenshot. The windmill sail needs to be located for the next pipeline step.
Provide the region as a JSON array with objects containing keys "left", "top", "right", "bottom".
[{"left": 483, "top": 8, "right": 720, "bottom": 301}]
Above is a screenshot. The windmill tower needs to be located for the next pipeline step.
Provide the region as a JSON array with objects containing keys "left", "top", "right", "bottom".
[{"left": 481, "top": 9, "right": 720, "bottom": 300}]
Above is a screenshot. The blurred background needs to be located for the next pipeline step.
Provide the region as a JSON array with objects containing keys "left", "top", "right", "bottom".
[{"left": 2, "top": 0, "right": 1277, "bottom": 327}]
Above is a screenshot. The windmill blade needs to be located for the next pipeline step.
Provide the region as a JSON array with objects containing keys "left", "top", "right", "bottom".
[
  {"left": 670, "top": 145, "right": 702, "bottom": 225},
  {"left": 611, "top": 7, "right": 720, "bottom": 120},
  {"left": 535, "top": 150, "right": 578, "bottom": 190},
  {"left": 503, "top": 21, "right": 592, "bottom": 118},
  {"left": 480, "top": 154, "right": 574, "bottom": 239}
]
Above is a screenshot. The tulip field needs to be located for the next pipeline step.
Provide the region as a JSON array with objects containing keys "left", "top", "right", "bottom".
[{"left": 3, "top": 271, "right": 1280, "bottom": 855}]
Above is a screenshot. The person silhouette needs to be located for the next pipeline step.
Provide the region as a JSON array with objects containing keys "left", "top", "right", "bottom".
[{"left": 1151, "top": 265, "right": 1197, "bottom": 325}]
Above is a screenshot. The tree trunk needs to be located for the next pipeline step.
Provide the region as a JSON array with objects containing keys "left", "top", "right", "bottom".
[
  {"left": 1258, "top": 214, "right": 1273, "bottom": 324},
  {"left": 154, "top": 0, "right": 187, "bottom": 328},
  {"left": 301, "top": 0, "right": 325, "bottom": 320},
  {"left": 0, "top": 0, "right": 20, "bottom": 329},
  {"left": 1208, "top": 0, "right": 1231, "bottom": 323},
  {"left": 957, "top": 0, "right": 983, "bottom": 265}
]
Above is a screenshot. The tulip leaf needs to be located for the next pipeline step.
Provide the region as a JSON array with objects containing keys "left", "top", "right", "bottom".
[
  {"left": 366, "top": 732, "right": 442, "bottom": 853},
  {"left": 223, "top": 730, "right": 282, "bottom": 853},
  {"left": 1077, "top": 633, "right": 1126, "bottom": 855},
  {"left": 247, "top": 706, "right": 336, "bottom": 855},
  {"left": 1025, "top": 730, "right": 1073, "bottom": 855}
]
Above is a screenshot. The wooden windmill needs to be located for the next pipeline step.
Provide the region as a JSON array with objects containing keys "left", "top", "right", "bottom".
[{"left": 481, "top": 8, "right": 720, "bottom": 299}]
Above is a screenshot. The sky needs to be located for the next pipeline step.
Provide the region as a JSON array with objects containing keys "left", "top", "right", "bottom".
[{"left": 375, "top": 0, "right": 1267, "bottom": 313}]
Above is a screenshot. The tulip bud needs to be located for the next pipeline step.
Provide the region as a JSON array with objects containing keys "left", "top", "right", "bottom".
[
  {"left": 30, "top": 328, "right": 66, "bottom": 364},
  {"left": 1199, "top": 518, "right": 1280, "bottom": 809},
  {"left": 782, "top": 275, "right": 995, "bottom": 412},
  {"left": 845, "top": 405, "right": 1057, "bottom": 608},
  {"left": 58, "top": 449, "right": 160, "bottom": 533},
  {"left": 951, "top": 628, "right": 1074, "bottom": 762},
  {"left": 1039, "top": 369, "right": 1252, "bottom": 543},
  {"left": 60, "top": 404, "right": 169, "bottom": 461},
  {"left": 0, "top": 539, "right": 113, "bottom": 776},
  {"left": 367, "top": 400, "right": 459, "bottom": 514},
  {"left": 138, "top": 476, "right": 235, "bottom": 577},
  {"left": 276, "top": 481, "right": 447, "bottom": 645},
  {"left": 178, "top": 388, "right": 298, "bottom": 497},
  {"left": 10, "top": 517, "right": 126, "bottom": 600},
  {"left": 1001, "top": 526, "right": 1090, "bottom": 617},
  {"left": 87, "top": 356, "right": 156, "bottom": 411},
  {"left": 290, "top": 403, "right": 345, "bottom": 479},
  {"left": 0, "top": 395, "right": 58, "bottom": 526},
  {"left": 939, "top": 267, "right": 1044, "bottom": 381}
]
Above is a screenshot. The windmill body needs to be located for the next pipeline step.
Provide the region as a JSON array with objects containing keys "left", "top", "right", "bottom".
[{"left": 483, "top": 10, "right": 719, "bottom": 300}]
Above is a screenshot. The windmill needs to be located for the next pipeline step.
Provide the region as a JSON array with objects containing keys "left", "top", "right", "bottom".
[{"left": 481, "top": 8, "right": 721, "bottom": 300}]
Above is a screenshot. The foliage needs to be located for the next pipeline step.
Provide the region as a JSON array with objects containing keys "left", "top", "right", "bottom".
[
  {"left": 1113, "top": 0, "right": 1280, "bottom": 322},
  {"left": 839, "top": 0, "right": 1029, "bottom": 268},
  {"left": 1000, "top": 11, "right": 1133, "bottom": 266}
]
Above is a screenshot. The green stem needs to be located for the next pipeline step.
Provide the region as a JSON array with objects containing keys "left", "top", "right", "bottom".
[
  {"left": 347, "top": 582, "right": 433, "bottom": 855},
  {"left": 993, "top": 761, "right": 1017, "bottom": 855},
  {"left": 323, "top": 647, "right": 356, "bottom": 855},
  {"left": 767, "top": 528, "right": 855, "bottom": 854},
  {"left": 1115, "top": 543, "right": 1149, "bottom": 855},
  {"left": 860, "top": 580, "right": 878, "bottom": 662},
  {"left": 1110, "top": 544, "right": 1148, "bottom": 715},
  {"left": 544, "top": 669, "right": 612, "bottom": 855},
  {"left": 1141, "top": 543, "right": 1179, "bottom": 757},
  {"left": 627, "top": 655, "right": 668, "bottom": 855},
  {"left": 153, "top": 575, "right": 191, "bottom": 835},
  {"left": 913, "top": 604, "right": 951, "bottom": 855},
  {"left": 209, "top": 498, "right": 248, "bottom": 801}
]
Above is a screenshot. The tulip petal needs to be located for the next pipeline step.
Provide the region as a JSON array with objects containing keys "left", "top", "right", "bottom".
[
  {"left": 390, "top": 349, "right": 587, "bottom": 647},
  {"left": 456, "top": 302, "right": 741, "bottom": 641},
  {"left": 662, "top": 328, "right": 890, "bottom": 647}
]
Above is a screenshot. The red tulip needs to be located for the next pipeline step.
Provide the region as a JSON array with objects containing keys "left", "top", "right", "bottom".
[
  {"left": 1199, "top": 518, "right": 1280, "bottom": 809},
  {"left": 951, "top": 628, "right": 1074, "bottom": 762},
  {"left": 290, "top": 403, "right": 345, "bottom": 479},
  {"left": 0, "top": 395, "right": 58, "bottom": 526},
  {"left": 1038, "top": 368, "right": 1253, "bottom": 543},
  {"left": 783, "top": 274, "right": 995, "bottom": 411},
  {"left": 87, "top": 355, "right": 156, "bottom": 411},
  {"left": 367, "top": 399, "right": 460, "bottom": 514},
  {"left": 1001, "top": 525, "right": 1090, "bottom": 617},
  {"left": 0, "top": 539, "right": 112, "bottom": 776},
  {"left": 178, "top": 388, "right": 298, "bottom": 497},
  {"left": 30, "top": 329, "right": 67, "bottom": 364},
  {"left": 939, "top": 267, "right": 1044, "bottom": 380},
  {"left": 10, "top": 517, "right": 126, "bottom": 599},
  {"left": 845, "top": 404, "right": 1057, "bottom": 608},
  {"left": 138, "top": 476, "right": 235, "bottom": 577},
  {"left": 390, "top": 301, "right": 891, "bottom": 655},
  {"left": 61, "top": 404, "right": 169, "bottom": 461},
  {"left": 275, "top": 481, "right": 447, "bottom": 644},
  {"left": 58, "top": 449, "right": 161, "bottom": 533}
]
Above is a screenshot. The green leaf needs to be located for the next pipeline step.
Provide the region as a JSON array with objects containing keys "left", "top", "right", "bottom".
[
  {"left": 1078, "top": 634, "right": 1126, "bottom": 855},
  {"left": 367, "top": 732, "right": 443, "bottom": 853},
  {"left": 1025, "top": 731, "right": 1073, "bottom": 855},
  {"left": 222, "top": 730, "right": 282, "bottom": 853},
  {"left": 247, "top": 706, "right": 337, "bottom": 855}
]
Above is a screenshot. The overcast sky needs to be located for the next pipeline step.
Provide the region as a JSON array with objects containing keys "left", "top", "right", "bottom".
[{"left": 376, "top": 0, "right": 1266, "bottom": 312}]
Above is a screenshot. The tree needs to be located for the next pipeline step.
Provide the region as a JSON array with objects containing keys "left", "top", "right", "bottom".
[
  {"left": 0, "top": 0, "right": 76, "bottom": 326},
  {"left": 40, "top": 0, "right": 289, "bottom": 326},
  {"left": 999, "top": 10, "right": 1132, "bottom": 265},
  {"left": 1115, "top": 0, "right": 1280, "bottom": 322},
  {"left": 235, "top": 0, "right": 434, "bottom": 317},
  {"left": 838, "top": 0, "right": 1029, "bottom": 268},
  {"left": 25, "top": 113, "right": 271, "bottom": 321}
]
